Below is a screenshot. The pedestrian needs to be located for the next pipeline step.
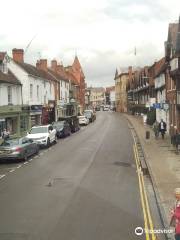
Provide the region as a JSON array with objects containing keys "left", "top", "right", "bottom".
[
  {"left": 159, "top": 119, "right": 167, "bottom": 139},
  {"left": 2, "top": 128, "right": 10, "bottom": 140},
  {"left": 153, "top": 120, "right": 159, "bottom": 139},
  {"left": 170, "top": 188, "right": 180, "bottom": 239}
]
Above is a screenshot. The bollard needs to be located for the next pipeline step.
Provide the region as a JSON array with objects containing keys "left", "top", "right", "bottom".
[{"left": 146, "top": 131, "right": 150, "bottom": 139}]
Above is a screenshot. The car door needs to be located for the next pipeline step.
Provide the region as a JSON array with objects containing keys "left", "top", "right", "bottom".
[
  {"left": 21, "top": 138, "right": 31, "bottom": 156},
  {"left": 27, "top": 139, "right": 36, "bottom": 155}
]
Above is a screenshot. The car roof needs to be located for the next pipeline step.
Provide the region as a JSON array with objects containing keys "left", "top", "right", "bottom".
[{"left": 31, "top": 125, "right": 50, "bottom": 128}]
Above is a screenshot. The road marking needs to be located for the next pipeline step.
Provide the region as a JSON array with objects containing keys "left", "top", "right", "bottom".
[
  {"left": 133, "top": 141, "right": 156, "bottom": 240},
  {"left": 133, "top": 146, "right": 150, "bottom": 240},
  {"left": 16, "top": 165, "right": 22, "bottom": 169},
  {"left": 23, "top": 162, "right": 28, "bottom": 165},
  {"left": 9, "top": 169, "right": 15, "bottom": 173},
  {"left": 0, "top": 174, "right": 6, "bottom": 179}
]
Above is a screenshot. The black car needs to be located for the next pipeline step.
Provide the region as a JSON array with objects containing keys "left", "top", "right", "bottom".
[
  {"left": 58, "top": 116, "right": 80, "bottom": 133},
  {"left": 52, "top": 121, "right": 71, "bottom": 138}
]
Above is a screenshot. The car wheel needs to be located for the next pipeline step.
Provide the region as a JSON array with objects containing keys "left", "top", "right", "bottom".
[
  {"left": 36, "top": 146, "right": 39, "bottom": 154},
  {"left": 54, "top": 135, "right": 57, "bottom": 144},
  {"left": 47, "top": 138, "right": 50, "bottom": 148}
]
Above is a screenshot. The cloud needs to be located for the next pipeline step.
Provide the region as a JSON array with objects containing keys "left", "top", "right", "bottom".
[{"left": 0, "top": 0, "right": 179, "bottom": 87}]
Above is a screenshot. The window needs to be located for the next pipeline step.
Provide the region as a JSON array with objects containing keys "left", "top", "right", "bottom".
[
  {"left": 7, "top": 86, "right": 12, "bottom": 104},
  {"left": 20, "top": 116, "right": 28, "bottom": 132},
  {"left": 30, "top": 84, "right": 33, "bottom": 99},
  {"left": 37, "top": 85, "right": 39, "bottom": 100}
]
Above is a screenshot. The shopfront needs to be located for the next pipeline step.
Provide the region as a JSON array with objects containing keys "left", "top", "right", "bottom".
[
  {"left": 0, "top": 105, "right": 22, "bottom": 138},
  {"left": 30, "top": 105, "right": 42, "bottom": 127},
  {"left": 42, "top": 101, "right": 55, "bottom": 124}
]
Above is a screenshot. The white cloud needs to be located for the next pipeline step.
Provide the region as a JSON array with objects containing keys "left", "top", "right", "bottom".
[{"left": 0, "top": 0, "right": 179, "bottom": 87}]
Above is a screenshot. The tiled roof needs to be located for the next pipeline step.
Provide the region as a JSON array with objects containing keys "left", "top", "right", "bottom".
[
  {"left": 15, "top": 61, "right": 58, "bottom": 82},
  {"left": 106, "top": 86, "right": 115, "bottom": 92},
  {"left": 48, "top": 68, "right": 69, "bottom": 82},
  {"left": 154, "top": 57, "right": 166, "bottom": 77},
  {"left": 0, "top": 70, "right": 21, "bottom": 85}
]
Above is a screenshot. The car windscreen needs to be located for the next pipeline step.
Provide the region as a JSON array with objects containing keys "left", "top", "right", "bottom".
[
  {"left": 30, "top": 127, "right": 48, "bottom": 134},
  {"left": 0, "top": 139, "right": 20, "bottom": 146},
  {"left": 84, "top": 112, "right": 91, "bottom": 117},
  {"left": 53, "top": 122, "right": 64, "bottom": 128}
]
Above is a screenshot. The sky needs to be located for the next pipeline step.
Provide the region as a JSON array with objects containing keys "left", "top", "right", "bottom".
[{"left": 0, "top": 0, "right": 179, "bottom": 87}]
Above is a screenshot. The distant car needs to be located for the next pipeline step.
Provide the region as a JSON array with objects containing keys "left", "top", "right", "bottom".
[
  {"left": 52, "top": 121, "right": 71, "bottom": 138},
  {"left": 0, "top": 137, "right": 39, "bottom": 161},
  {"left": 26, "top": 125, "right": 57, "bottom": 148},
  {"left": 103, "top": 106, "right": 109, "bottom": 111},
  {"left": 78, "top": 115, "right": 89, "bottom": 125},
  {"left": 95, "top": 106, "right": 100, "bottom": 111}
]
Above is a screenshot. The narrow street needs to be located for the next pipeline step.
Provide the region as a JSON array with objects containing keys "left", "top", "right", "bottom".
[{"left": 0, "top": 112, "right": 147, "bottom": 240}]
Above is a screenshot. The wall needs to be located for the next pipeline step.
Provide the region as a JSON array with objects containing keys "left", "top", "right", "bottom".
[{"left": 0, "top": 83, "right": 21, "bottom": 106}]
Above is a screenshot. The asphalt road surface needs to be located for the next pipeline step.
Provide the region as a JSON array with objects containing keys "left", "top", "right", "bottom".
[{"left": 0, "top": 112, "right": 146, "bottom": 240}]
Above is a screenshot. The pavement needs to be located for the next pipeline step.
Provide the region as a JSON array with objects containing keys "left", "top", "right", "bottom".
[
  {"left": 124, "top": 113, "right": 180, "bottom": 230},
  {"left": 0, "top": 112, "right": 145, "bottom": 240}
]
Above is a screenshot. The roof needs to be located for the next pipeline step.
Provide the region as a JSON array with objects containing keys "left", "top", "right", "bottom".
[
  {"left": 88, "top": 87, "right": 105, "bottom": 92},
  {"left": 106, "top": 86, "right": 115, "bottom": 93},
  {"left": 154, "top": 57, "right": 166, "bottom": 77},
  {"left": 0, "top": 70, "right": 21, "bottom": 85},
  {"left": 15, "top": 61, "right": 58, "bottom": 82},
  {"left": 48, "top": 68, "right": 69, "bottom": 82}
]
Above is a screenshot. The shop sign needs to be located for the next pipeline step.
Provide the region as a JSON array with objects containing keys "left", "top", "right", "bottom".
[{"left": 153, "top": 103, "right": 161, "bottom": 109}]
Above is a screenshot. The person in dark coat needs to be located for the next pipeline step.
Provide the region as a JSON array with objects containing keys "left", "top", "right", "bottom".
[{"left": 159, "top": 119, "right": 166, "bottom": 139}]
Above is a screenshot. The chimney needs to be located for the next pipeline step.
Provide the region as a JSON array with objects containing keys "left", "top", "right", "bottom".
[
  {"left": 36, "top": 59, "right": 47, "bottom": 72},
  {"left": 56, "top": 64, "right": 64, "bottom": 73},
  {"left": 12, "top": 48, "right": 24, "bottom": 63},
  {"left": 51, "top": 59, "right": 57, "bottom": 71}
]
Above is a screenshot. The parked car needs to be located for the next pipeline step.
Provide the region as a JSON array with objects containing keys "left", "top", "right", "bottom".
[
  {"left": 78, "top": 115, "right": 89, "bottom": 125},
  {"left": 58, "top": 116, "right": 80, "bottom": 133},
  {"left": 103, "top": 106, "right": 109, "bottom": 111},
  {"left": 0, "top": 137, "right": 39, "bottom": 161},
  {"left": 52, "top": 121, "right": 71, "bottom": 138},
  {"left": 26, "top": 125, "right": 57, "bottom": 148},
  {"left": 95, "top": 106, "right": 101, "bottom": 111},
  {"left": 84, "top": 110, "right": 96, "bottom": 122}
]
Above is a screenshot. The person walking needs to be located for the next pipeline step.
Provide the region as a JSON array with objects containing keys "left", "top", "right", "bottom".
[
  {"left": 159, "top": 119, "right": 167, "bottom": 139},
  {"left": 153, "top": 120, "right": 159, "bottom": 139},
  {"left": 2, "top": 128, "right": 10, "bottom": 140},
  {"left": 170, "top": 188, "right": 180, "bottom": 240}
]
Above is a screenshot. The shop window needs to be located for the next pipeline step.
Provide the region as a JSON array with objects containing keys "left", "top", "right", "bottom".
[
  {"left": 7, "top": 86, "right": 12, "bottom": 104},
  {"left": 20, "top": 116, "right": 28, "bottom": 132}
]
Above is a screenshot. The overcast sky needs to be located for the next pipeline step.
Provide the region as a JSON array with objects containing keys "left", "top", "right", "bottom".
[{"left": 0, "top": 0, "right": 179, "bottom": 87}]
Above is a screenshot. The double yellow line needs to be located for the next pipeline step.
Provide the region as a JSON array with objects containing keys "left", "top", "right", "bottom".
[{"left": 132, "top": 134, "right": 156, "bottom": 240}]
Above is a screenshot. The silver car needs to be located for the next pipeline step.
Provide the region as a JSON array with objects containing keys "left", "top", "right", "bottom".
[{"left": 0, "top": 137, "right": 39, "bottom": 161}]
